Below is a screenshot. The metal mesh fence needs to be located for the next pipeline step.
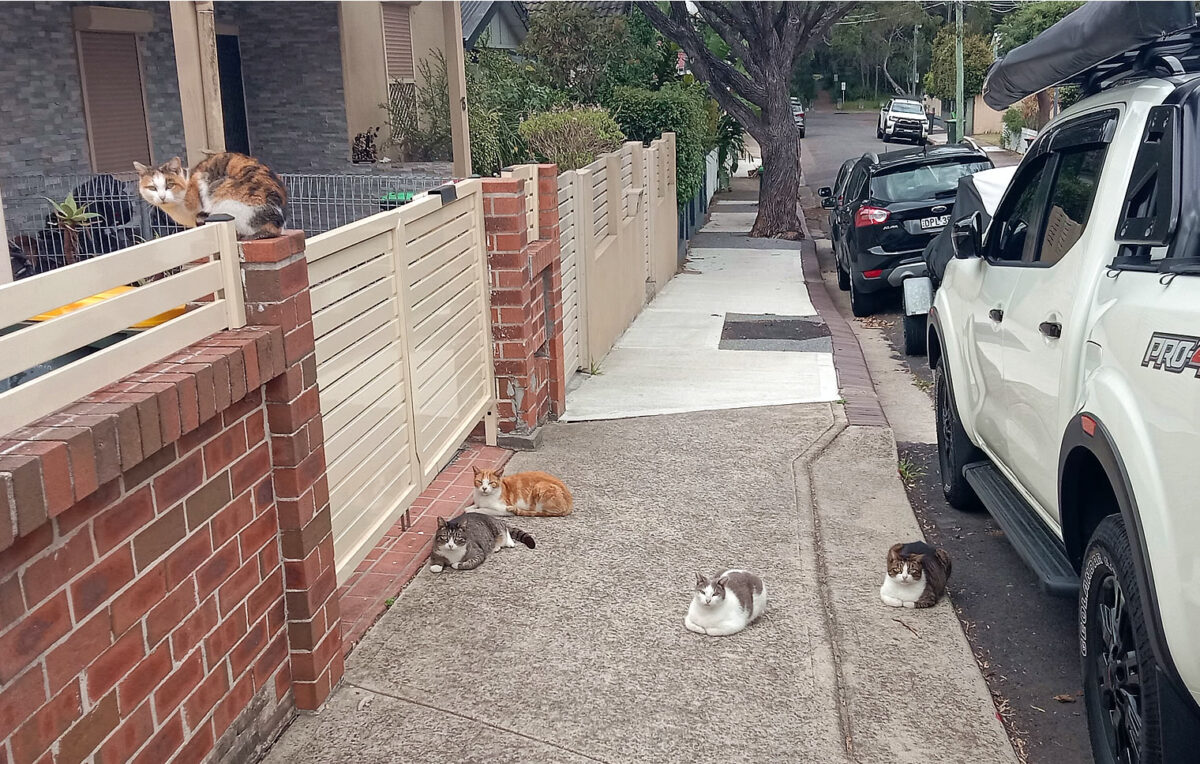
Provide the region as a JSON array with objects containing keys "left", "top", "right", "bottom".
[{"left": 5, "top": 169, "right": 451, "bottom": 280}]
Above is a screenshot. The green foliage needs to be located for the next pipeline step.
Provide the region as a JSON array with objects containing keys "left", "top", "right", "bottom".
[
  {"left": 45, "top": 194, "right": 100, "bottom": 230},
  {"left": 470, "top": 41, "right": 568, "bottom": 168},
  {"left": 924, "top": 27, "right": 993, "bottom": 102},
  {"left": 714, "top": 114, "right": 744, "bottom": 190},
  {"left": 609, "top": 83, "right": 710, "bottom": 204},
  {"left": 522, "top": 3, "right": 637, "bottom": 104},
  {"left": 996, "top": 2, "right": 1083, "bottom": 55},
  {"left": 519, "top": 107, "right": 625, "bottom": 171},
  {"left": 1002, "top": 107, "right": 1026, "bottom": 143}
]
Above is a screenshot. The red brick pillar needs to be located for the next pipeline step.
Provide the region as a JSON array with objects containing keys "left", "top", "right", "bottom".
[
  {"left": 239, "top": 233, "right": 343, "bottom": 710},
  {"left": 482, "top": 166, "right": 565, "bottom": 450}
]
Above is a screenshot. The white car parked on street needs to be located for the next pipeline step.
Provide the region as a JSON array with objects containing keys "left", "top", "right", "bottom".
[
  {"left": 877, "top": 98, "right": 929, "bottom": 144},
  {"left": 928, "top": 4, "right": 1200, "bottom": 761}
]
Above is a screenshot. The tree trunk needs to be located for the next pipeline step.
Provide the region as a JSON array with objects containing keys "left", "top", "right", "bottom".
[
  {"left": 1035, "top": 90, "right": 1052, "bottom": 129},
  {"left": 749, "top": 91, "right": 801, "bottom": 239}
]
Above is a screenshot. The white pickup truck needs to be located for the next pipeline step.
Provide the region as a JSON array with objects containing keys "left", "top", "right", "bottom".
[{"left": 928, "top": 19, "right": 1200, "bottom": 763}]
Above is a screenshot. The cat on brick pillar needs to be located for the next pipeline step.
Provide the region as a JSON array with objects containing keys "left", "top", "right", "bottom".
[{"left": 135, "top": 152, "right": 286, "bottom": 240}]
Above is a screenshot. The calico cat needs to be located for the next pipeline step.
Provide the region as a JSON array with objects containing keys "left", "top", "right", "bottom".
[
  {"left": 684, "top": 569, "right": 767, "bottom": 636},
  {"left": 428, "top": 512, "right": 535, "bottom": 573},
  {"left": 134, "top": 153, "right": 286, "bottom": 240},
  {"left": 879, "top": 541, "right": 952, "bottom": 609},
  {"left": 471, "top": 466, "right": 573, "bottom": 517}
]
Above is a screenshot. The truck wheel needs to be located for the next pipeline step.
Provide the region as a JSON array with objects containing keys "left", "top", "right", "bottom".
[
  {"left": 837, "top": 260, "right": 851, "bottom": 291},
  {"left": 876, "top": 127, "right": 883, "bottom": 139},
  {"left": 849, "top": 278, "right": 876, "bottom": 317},
  {"left": 903, "top": 314, "right": 927, "bottom": 356},
  {"left": 934, "top": 363, "right": 980, "bottom": 509},
  {"left": 1081, "top": 516, "right": 1162, "bottom": 764}
]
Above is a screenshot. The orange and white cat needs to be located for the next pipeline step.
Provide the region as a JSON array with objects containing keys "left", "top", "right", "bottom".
[
  {"left": 134, "top": 153, "right": 286, "bottom": 240},
  {"left": 471, "top": 466, "right": 573, "bottom": 517}
]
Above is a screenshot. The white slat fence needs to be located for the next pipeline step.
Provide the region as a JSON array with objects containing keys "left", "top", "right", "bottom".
[
  {"left": 305, "top": 181, "right": 497, "bottom": 582},
  {"left": 0, "top": 222, "right": 244, "bottom": 437}
]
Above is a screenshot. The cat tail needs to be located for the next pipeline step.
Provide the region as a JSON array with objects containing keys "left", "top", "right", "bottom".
[
  {"left": 935, "top": 548, "right": 952, "bottom": 579},
  {"left": 508, "top": 526, "right": 536, "bottom": 549}
]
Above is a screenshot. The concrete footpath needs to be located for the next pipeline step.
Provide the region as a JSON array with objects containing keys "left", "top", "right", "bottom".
[{"left": 264, "top": 190, "right": 1015, "bottom": 764}]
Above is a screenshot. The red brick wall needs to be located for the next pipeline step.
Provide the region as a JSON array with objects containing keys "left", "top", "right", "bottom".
[
  {"left": 0, "top": 333, "right": 293, "bottom": 764},
  {"left": 0, "top": 231, "right": 344, "bottom": 763},
  {"left": 483, "top": 165, "right": 566, "bottom": 442}
]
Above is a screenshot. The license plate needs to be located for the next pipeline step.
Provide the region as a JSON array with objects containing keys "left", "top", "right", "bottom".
[{"left": 920, "top": 215, "right": 949, "bottom": 229}]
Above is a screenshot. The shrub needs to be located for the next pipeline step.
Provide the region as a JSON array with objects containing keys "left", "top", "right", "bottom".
[
  {"left": 1001, "top": 107, "right": 1026, "bottom": 143},
  {"left": 608, "top": 83, "right": 711, "bottom": 204},
  {"left": 519, "top": 107, "right": 625, "bottom": 171}
]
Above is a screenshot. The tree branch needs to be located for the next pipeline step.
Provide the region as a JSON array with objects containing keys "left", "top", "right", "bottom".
[
  {"left": 637, "top": 0, "right": 766, "bottom": 127},
  {"left": 695, "top": 5, "right": 760, "bottom": 80}
]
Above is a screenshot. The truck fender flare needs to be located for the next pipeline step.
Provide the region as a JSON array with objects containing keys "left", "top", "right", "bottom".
[{"left": 1058, "top": 412, "right": 1178, "bottom": 688}]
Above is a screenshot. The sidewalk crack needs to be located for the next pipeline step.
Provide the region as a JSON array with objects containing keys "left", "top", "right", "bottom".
[{"left": 342, "top": 680, "right": 615, "bottom": 764}]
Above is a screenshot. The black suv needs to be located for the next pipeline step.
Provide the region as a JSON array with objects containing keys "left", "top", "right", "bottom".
[{"left": 820, "top": 143, "right": 992, "bottom": 316}]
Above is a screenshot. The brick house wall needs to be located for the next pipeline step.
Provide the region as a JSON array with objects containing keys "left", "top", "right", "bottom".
[
  {"left": 482, "top": 165, "right": 567, "bottom": 446},
  {"left": 0, "top": 2, "right": 186, "bottom": 185},
  {"left": 0, "top": 233, "right": 343, "bottom": 763},
  {"left": 218, "top": 2, "right": 351, "bottom": 173}
]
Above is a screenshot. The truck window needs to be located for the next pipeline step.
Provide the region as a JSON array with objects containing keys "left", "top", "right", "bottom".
[
  {"left": 991, "top": 155, "right": 1053, "bottom": 263},
  {"left": 1034, "top": 146, "right": 1106, "bottom": 265}
]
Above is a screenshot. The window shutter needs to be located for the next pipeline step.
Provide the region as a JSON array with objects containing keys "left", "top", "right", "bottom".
[
  {"left": 382, "top": 4, "right": 415, "bottom": 81},
  {"left": 77, "top": 31, "right": 152, "bottom": 173}
]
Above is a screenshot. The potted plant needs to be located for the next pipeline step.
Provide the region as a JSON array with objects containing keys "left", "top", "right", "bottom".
[{"left": 44, "top": 193, "right": 100, "bottom": 265}]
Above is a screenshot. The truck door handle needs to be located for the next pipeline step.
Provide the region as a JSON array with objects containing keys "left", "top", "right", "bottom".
[
  {"left": 1039, "top": 321, "right": 1062, "bottom": 339},
  {"left": 988, "top": 308, "right": 1004, "bottom": 322}
]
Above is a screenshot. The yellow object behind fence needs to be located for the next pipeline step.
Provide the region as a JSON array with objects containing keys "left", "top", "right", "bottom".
[{"left": 29, "top": 286, "right": 187, "bottom": 329}]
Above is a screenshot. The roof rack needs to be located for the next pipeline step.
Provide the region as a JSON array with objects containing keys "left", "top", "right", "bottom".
[
  {"left": 959, "top": 136, "right": 984, "bottom": 153},
  {"left": 983, "top": 1, "right": 1196, "bottom": 110}
]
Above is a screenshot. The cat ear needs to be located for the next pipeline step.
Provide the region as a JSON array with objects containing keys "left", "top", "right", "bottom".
[
  {"left": 887, "top": 542, "right": 904, "bottom": 561},
  {"left": 494, "top": 465, "right": 505, "bottom": 477},
  {"left": 164, "top": 156, "right": 183, "bottom": 173},
  {"left": 436, "top": 516, "right": 447, "bottom": 528},
  {"left": 695, "top": 572, "right": 706, "bottom": 587},
  {"left": 471, "top": 466, "right": 482, "bottom": 476},
  {"left": 132, "top": 161, "right": 149, "bottom": 174}
]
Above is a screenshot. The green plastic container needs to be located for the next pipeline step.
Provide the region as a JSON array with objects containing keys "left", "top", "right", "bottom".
[{"left": 379, "top": 190, "right": 417, "bottom": 210}]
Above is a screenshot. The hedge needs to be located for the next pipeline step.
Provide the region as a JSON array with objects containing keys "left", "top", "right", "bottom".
[{"left": 608, "top": 84, "right": 711, "bottom": 204}]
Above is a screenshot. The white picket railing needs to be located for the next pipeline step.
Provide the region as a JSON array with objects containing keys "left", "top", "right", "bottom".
[{"left": 0, "top": 222, "right": 244, "bottom": 437}]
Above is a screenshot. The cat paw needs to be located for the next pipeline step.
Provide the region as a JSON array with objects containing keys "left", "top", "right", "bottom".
[
  {"left": 902, "top": 601, "right": 916, "bottom": 609},
  {"left": 683, "top": 618, "right": 705, "bottom": 635},
  {"left": 429, "top": 564, "right": 443, "bottom": 573},
  {"left": 450, "top": 562, "right": 461, "bottom": 570},
  {"left": 880, "top": 594, "right": 903, "bottom": 607}
]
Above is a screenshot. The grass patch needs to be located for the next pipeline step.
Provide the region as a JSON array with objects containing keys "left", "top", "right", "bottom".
[{"left": 898, "top": 457, "right": 926, "bottom": 484}]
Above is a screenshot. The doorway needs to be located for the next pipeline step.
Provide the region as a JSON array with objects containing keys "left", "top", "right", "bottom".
[{"left": 216, "top": 33, "right": 250, "bottom": 155}]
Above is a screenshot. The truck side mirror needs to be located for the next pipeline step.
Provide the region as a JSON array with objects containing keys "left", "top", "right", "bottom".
[
  {"left": 952, "top": 212, "right": 983, "bottom": 259},
  {"left": 818, "top": 186, "right": 832, "bottom": 198}
]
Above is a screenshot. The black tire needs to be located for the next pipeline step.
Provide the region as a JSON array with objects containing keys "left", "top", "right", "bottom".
[
  {"left": 903, "top": 314, "right": 927, "bottom": 356},
  {"left": 1081, "top": 516, "right": 1162, "bottom": 764},
  {"left": 934, "top": 363, "right": 981, "bottom": 509},
  {"left": 798, "top": 128, "right": 806, "bottom": 139},
  {"left": 876, "top": 127, "right": 883, "bottom": 139},
  {"left": 882, "top": 134, "right": 891, "bottom": 144},
  {"left": 837, "top": 260, "right": 851, "bottom": 291},
  {"left": 849, "top": 277, "right": 876, "bottom": 317}
]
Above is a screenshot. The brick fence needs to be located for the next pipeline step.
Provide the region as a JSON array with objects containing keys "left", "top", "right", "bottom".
[
  {"left": 482, "top": 164, "right": 566, "bottom": 449},
  {"left": 0, "top": 234, "right": 342, "bottom": 764}
]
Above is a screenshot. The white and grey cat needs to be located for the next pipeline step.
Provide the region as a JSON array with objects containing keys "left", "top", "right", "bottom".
[
  {"left": 880, "top": 541, "right": 952, "bottom": 608},
  {"left": 428, "top": 512, "right": 535, "bottom": 573},
  {"left": 684, "top": 569, "right": 767, "bottom": 636}
]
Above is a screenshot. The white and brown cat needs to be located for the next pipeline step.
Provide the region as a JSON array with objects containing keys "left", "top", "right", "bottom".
[
  {"left": 880, "top": 541, "right": 952, "bottom": 608},
  {"left": 134, "top": 152, "right": 286, "bottom": 240},
  {"left": 470, "top": 466, "right": 573, "bottom": 517}
]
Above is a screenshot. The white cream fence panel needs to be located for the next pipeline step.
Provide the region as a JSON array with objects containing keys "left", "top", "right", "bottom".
[
  {"left": 0, "top": 222, "right": 244, "bottom": 437},
  {"left": 555, "top": 133, "right": 678, "bottom": 378},
  {"left": 305, "top": 180, "right": 497, "bottom": 582}
]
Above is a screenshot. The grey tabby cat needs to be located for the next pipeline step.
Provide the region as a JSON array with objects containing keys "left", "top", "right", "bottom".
[{"left": 428, "top": 512, "right": 535, "bottom": 573}]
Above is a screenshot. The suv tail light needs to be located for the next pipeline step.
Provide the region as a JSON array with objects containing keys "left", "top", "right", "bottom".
[{"left": 855, "top": 206, "right": 890, "bottom": 227}]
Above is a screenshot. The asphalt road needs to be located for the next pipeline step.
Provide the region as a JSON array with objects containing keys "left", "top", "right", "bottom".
[{"left": 800, "top": 109, "right": 1093, "bottom": 764}]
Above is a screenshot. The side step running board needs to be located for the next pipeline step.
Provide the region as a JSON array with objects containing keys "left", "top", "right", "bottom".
[{"left": 963, "top": 461, "right": 1079, "bottom": 598}]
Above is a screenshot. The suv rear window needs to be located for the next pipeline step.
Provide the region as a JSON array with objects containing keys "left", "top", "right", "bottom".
[
  {"left": 891, "top": 102, "right": 924, "bottom": 115},
  {"left": 871, "top": 160, "right": 992, "bottom": 203}
]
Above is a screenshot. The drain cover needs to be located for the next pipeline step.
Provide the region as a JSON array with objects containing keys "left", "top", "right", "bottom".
[{"left": 719, "top": 313, "right": 832, "bottom": 352}]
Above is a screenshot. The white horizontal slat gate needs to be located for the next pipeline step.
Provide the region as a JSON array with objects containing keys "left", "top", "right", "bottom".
[{"left": 307, "top": 181, "right": 496, "bottom": 582}]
